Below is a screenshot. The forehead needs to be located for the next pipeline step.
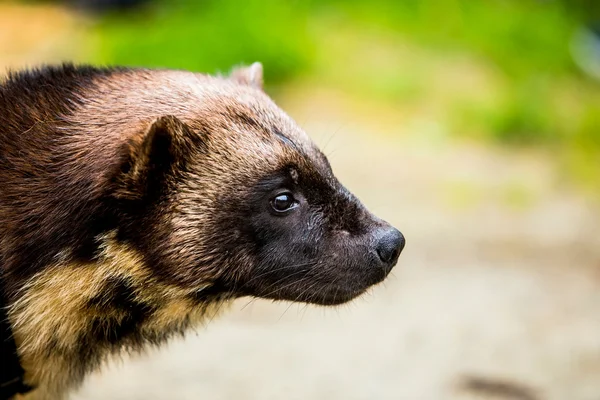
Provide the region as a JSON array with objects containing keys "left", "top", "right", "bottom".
[
  {"left": 86, "top": 69, "right": 333, "bottom": 184},
  {"left": 187, "top": 79, "right": 333, "bottom": 177},
  {"left": 202, "top": 84, "right": 311, "bottom": 146}
]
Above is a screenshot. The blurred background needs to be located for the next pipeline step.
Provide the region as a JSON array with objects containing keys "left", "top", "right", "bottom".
[{"left": 3, "top": 0, "right": 600, "bottom": 399}]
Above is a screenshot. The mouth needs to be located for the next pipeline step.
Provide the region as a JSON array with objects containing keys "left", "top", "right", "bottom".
[
  {"left": 284, "top": 272, "right": 386, "bottom": 306},
  {"left": 242, "top": 257, "right": 398, "bottom": 306},
  {"left": 244, "top": 277, "right": 373, "bottom": 306}
]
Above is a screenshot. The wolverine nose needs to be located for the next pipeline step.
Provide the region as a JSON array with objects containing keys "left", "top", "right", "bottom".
[{"left": 375, "top": 227, "right": 405, "bottom": 270}]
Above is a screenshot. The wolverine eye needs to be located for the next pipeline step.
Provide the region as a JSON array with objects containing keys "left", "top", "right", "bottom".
[{"left": 270, "top": 192, "right": 298, "bottom": 213}]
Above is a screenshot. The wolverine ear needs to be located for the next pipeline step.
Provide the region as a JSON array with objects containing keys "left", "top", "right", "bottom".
[
  {"left": 137, "top": 115, "right": 194, "bottom": 171},
  {"left": 116, "top": 115, "right": 195, "bottom": 200},
  {"left": 229, "top": 62, "right": 264, "bottom": 89}
]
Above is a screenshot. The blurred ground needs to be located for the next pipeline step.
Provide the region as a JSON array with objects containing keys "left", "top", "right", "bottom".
[
  {"left": 2, "top": 2, "right": 600, "bottom": 400},
  {"left": 0, "top": 4, "right": 87, "bottom": 70},
  {"left": 72, "top": 89, "right": 600, "bottom": 400}
]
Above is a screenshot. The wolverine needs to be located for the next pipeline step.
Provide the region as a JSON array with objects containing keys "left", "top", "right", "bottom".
[{"left": 0, "top": 63, "right": 405, "bottom": 399}]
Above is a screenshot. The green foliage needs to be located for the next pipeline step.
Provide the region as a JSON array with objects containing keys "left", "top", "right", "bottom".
[
  {"left": 91, "top": 0, "right": 315, "bottom": 82},
  {"left": 313, "top": 0, "right": 578, "bottom": 78},
  {"left": 488, "top": 80, "right": 557, "bottom": 144},
  {"left": 88, "top": 0, "right": 599, "bottom": 188}
]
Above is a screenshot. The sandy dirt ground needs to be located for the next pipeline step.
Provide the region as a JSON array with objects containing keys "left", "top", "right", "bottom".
[{"left": 69, "top": 88, "right": 600, "bottom": 400}]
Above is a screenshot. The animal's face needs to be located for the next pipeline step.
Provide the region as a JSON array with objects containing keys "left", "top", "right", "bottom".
[
  {"left": 236, "top": 162, "right": 404, "bottom": 305},
  {"left": 118, "top": 63, "right": 404, "bottom": 306}
]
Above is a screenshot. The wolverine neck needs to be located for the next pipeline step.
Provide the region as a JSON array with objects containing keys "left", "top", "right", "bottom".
[{"left": 7, "top": 232, "right": 227, "bottom": 399}]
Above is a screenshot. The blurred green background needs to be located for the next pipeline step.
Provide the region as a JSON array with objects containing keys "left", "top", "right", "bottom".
[
  {"left": 2, "top": 1, "right": 600, "bottom": 399},
  {"left": 88, "top": 0, "right": 599, "bottom": 192},
  {"left": 4, "top": 0, "right": 600, "bottom": 192}
]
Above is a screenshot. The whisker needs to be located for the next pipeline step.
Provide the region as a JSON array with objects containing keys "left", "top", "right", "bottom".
[
  {"left": 279, "top": 277, "right": 326, "bottom": 322},
  {"left": 300, "top": 303, "right": 311, "bottom": 320},
  {"left": 243, "top": 261, "right": 316, "bottom": 286},
  {"left": 322, "top": 123, "right": 346, "bottom": 154},
  {"left": 240, "top": 297, "right": 258, "bottom": 312},
  {"left": 295, "top": 277, "right": 325, "bottom": 303},
  {"left": 206, "top": 300, "right": 227, "bottom": 325},
  {"left": 261, "top": 273, "right": 314, "bottom": 299},
  {"left": 257, "top": 268, "right": 312, "bottom": 297},
  {"left": 298, "top": 268, "right": 332, "bottom": 306},
  {"left": 278, "top": 301, "right": 296, "bottom": 322}
]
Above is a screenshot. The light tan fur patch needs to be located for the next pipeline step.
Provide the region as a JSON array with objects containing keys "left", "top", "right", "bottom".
[{"left": 9, "top": 232, "right": 228, "bottom": 399}]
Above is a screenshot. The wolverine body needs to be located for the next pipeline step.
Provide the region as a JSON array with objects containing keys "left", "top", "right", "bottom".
[{"left": 0, "top": 64, "right": 404, "bottom": 399}]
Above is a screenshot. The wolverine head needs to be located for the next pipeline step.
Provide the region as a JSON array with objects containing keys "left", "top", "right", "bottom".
[{"left": 109, "top": 63, "right": 405, "bottom": 306}]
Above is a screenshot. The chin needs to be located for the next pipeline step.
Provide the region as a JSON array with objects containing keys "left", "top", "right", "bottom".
[
  {"left": 278, "top": 285, "right": 372, "bottom": 306},
  {"left": 312, "top": 289, "right": 368, "bottom": 306}
]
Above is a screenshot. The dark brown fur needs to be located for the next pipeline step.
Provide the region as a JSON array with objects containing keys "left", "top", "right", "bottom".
[{"left": 0, "top": 63, "right": 403, "bottom": 399}]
